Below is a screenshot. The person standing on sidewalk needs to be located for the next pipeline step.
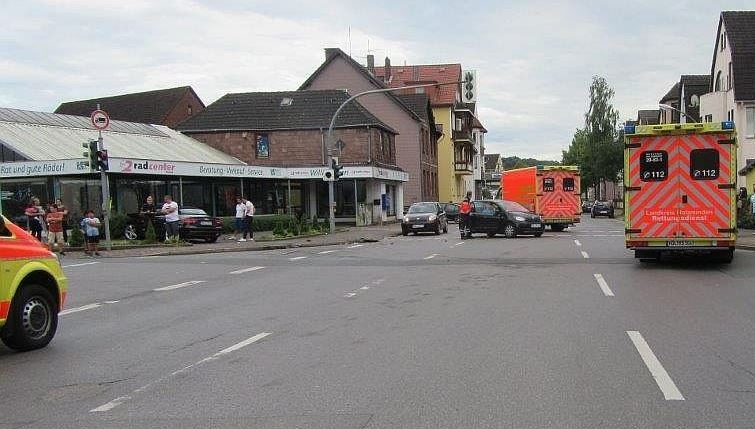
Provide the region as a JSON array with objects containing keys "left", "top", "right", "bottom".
[
  {"left": 55, "top": 198, "right": 69, "bottom": 245},
  {"left": 459, "top": 197, "right": 472, "bottom": 239},
  {"left": 229, "top": 196, "right": 246, "bottom": 240},
  {"left": 25, "top": 197, "right": 45, "bottom": 241},
  {"left": 161, "top": 195, "right": 180, "bottom": 242},
  {"left": 239, "top": 197, "right": 255, "bottom": 242},
  {"left": 81, "top": 210, "right": 101, "bottom": 256},
  {"left": 46, "top": 205, "right": 66, "bottom": 255}
]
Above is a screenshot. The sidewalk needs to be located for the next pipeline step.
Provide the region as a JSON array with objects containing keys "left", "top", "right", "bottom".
[
  {"left": 737, "top": 228, "right": 755, "bottom": 251},
  {"left": 62, "top": 224, "right": 403, "bottom": 260}
]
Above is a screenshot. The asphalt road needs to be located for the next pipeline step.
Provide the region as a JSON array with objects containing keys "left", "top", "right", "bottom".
[{"left": 3, "top": 215, "right": 755, "bottom": 428}]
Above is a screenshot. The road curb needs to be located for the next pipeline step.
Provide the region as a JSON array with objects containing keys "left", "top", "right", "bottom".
[{"left": 736, "top": 245, "right": 755, "bottom": 251}]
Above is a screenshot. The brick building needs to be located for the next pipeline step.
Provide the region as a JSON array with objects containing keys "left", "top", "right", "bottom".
[
  {"left": 299, "top": 48, "right": 438, "bottom": 209},
  {"left": 55, "top": 86, "right": 204, "bottom": 128},
  {"left": 178, "top": 90, "right": 407, "bottom": 224}
]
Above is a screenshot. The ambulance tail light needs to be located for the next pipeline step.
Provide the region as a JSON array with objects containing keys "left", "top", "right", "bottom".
[
  {"left": 722, "top": 121, "right": 734, "bottom": 130},
  {"left": 715, "top": 240, "right": 734, "bottom": 247},
  {"left": 626, "top": 240, "right": 648, "bottom": 248}
]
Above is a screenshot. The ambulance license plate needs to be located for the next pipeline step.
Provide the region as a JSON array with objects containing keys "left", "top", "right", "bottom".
[{"left": 666, "top": 241, "right": 693, "bottom": 247}]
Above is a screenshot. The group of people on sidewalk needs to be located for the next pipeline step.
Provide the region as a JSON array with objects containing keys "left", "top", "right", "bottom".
[
  {"left": 24, "top": 197, "right": 70, "bottom": 255},
  {"left": 229, "top": 196, "right": 255, "bottom": 242}
]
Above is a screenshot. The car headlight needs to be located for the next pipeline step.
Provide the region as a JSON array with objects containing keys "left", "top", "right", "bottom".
[
  {"left": 514, "top": 216, "right": 525, "bottom": 222},
  {"left": 429, "top": 214, "right": 437, "bottom": 222},
  {"left": 403, "top": 216, "right": 409, "bottom": 223}
]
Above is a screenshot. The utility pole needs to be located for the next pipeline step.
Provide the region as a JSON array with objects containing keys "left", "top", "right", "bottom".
[{"left": 325, "top": 80, "right": 466, "bottom": 232}]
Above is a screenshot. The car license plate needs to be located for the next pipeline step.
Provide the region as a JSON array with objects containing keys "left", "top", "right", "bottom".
[
  {"left": 666, "top": 240, "right": 693, "bottom": 247},
  {"left": 531, "top": 223, "right": 541, "bottom": 228},
  {"left": 412, "top": 224, "right": 424, "bottom": 229},
  {"left": 200, "top": 221, "right": 212, "bottom": 226}
]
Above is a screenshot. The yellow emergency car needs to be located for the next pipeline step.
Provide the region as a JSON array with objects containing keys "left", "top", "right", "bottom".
[{"left": 0, "top": 215, "right": 67, "bottom": 351}]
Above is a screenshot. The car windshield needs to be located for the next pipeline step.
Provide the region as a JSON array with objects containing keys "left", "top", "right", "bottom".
[
  {"left": 408, "top": 203, "right": 437, "bottom": 214},
  {"left": 180, "top": 208, "right": 208, "bottom": 216},
  {"left": 499, "top": 200, "right": 530, "bottom": 213}
]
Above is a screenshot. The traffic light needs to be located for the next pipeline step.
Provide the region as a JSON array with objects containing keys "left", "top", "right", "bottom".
[
  {"left": 331, "top": 158, "right": 343, "bottom": 180},
  {"left": 97, "top": 149, "right": 109, "bottom": 171},
  {"left": 82, "top": 140, "right": 97, "bottom": 172}
]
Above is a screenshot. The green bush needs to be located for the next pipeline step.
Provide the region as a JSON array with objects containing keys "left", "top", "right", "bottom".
[
  {"left": 108, "top": 213, "right": 128, "bottom": 240},
  {"left": 144, "top": 221, "right": 157, "bottom": 244},
  {"left": 69, "top": 226, "right": 84, "bottom": 247},
  {"left": 272, "top": 220, "right": 287, "bottom": 237},
  {"left": 738, "top": 209, "right": 755, "bottom": 229},
  {"left": 220, "top": 214, "right": 293, "bottom": 233}
]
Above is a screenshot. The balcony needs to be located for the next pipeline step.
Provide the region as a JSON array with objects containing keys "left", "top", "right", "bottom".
[
  {"left": 453, "top": 130, "right": 472, "bottom": 142},
  {"left": 454, "top": 161, "right": 473, "bottom": 174}
]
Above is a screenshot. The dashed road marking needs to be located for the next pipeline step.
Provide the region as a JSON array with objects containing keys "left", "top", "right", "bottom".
[
  {"left": 574, "top": 239, "right": 582, "bottom": 246},
  {"left": 359, "top": 286, "right": 370, "bottom": 290},
  {"left": 593, "top": 274, "right": 614, "bottom": 297},
  {"left": 229, "top": 266, "right": 265, "bottom": 274},
  {"left": 344, "top": 292, "right": 357, "bottom": 298},
  {"left": 62, "top": 261, "right": 100, "bottom": 268},
  {"left": 318, "top": 250, "right": 338, "bottom": 254},
  {"left": 627, "top": 331, "right": 684, "bottom": 401},
  {"left": 424, "top": 254, "right": 438, "bottom": 260},
  {"left": 454, "top": 242, "right": 465, "bottom": 246},
  {"left": 90, "top": 332, "right": 272, "bottom": 413},
  {"left": 60, "top": 303, "right": 101, "bottom": 316},
  {"left": 581, "top": 251, "right": 590, "bottom": 259},
  {"left": 153, "top": 280, "right": 205, "bottom": 291},
  {"left": 347, "top": 244, "right": 364, "bottom": 249},
  {"left": 288, "top": 256, "right": 307, "bottom": 261}
]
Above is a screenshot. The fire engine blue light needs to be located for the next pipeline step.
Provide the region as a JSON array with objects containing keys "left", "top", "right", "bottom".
[
  {"left": 624, "top": 124, "right": 636, "bottom": 134},
  {"left": 722, "top": 121, "right": 734, "bottom": 130}
]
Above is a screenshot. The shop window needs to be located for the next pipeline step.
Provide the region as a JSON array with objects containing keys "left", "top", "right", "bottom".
[
  {"left": 543, "top": 178, "right": 554, "bottom": 192},
  {"left": 640, "top": 151, "right": 668, "bottom": 181},
  {"left": 690, "top": 149, "right": 719, "bottom": 180},
  {"left": 563, "top": 177, "right": 575, "bottom": 192}
]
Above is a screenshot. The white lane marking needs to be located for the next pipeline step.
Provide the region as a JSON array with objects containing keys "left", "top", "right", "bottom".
[
  {"left": 91, "top": 332, "right": 272, "bottom": 413},
  {"left": 104, "top": 300, "right": 120, "bottom": 304},
  {"left": 318, "top": 250, "right": 338, "bottom": 254},
  {"left": 62, "top": 261, "right": 100, "bottom": 268},
  {"left": 454, "top": 242, "right": 465, "bottom": 246},
  {"left": 626, "top": 331, "right": 685, "bottom": 401},
  {"left": 344, "top": 292, "right": 357, "bottom": 298},
  {"left": 424, "top": 254, "right": 438, "bottom": 260},
  {"left": 289, "top": 256, "right": 307, "bottom": 261},
  {"left": 359, "top": 286, "right": 370, "bottom": 290},
  {"left": 90, "top": 396, "right": 131, "bottom": 412},
  {"left": 153, "top": 280, "right": 205, "bottom": 291},
  {"left": 593, "top": 274, "right": 614, "bottom": 297},
  {"left": 347, "top": 244, "right": 364, "bottom": 249},
  {"left": 373, "top": 278, "right": 386, "bottom": 285},
  {"left": 229, "top": 266, "right": 265, "bottom": 275},
  {"left": 59, "top": 303, "right": 101, "bottom": 316},
  {"left": 574, "top": 239, "right": 582, "bottom": 246},
  {"left": 581, "top": 251, "right": 590, "bottom": 259}
]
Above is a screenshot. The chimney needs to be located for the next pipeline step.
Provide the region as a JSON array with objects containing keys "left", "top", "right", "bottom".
[
  {"left": 384, "top": 57, "right": 391, "bottom": 83},
  {"left": 367, "top": 54, "right": 375, "bottom": 74},
  {"left": 324, "top": 48, "right": 340, "bottom": 60}
]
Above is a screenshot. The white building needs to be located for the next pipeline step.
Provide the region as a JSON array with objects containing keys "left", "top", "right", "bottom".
[{"left": 699, "top": 11, "right": 755, "bottom": 188}]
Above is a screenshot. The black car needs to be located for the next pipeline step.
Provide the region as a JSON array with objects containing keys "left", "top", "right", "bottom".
[
  {"left": 468, "top": 199, "right": 544, "bottom": 238},
  {"left": 402, "top": 202, "right": 448, "bottom": 235},
  {"left": 443, "top": 203, "right": 460, "bottom": 222},
  {"left": 591, "top": 201, "right": 614, "bottom": 218},
  {"left": 125, "top": 207, "right": 224, "bottom": 242},
  {"left": 582, "top": 200, "right": 594, "bottom": 213}
]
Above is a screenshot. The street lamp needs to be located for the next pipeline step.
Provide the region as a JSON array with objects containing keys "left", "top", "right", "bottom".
[
  {"left": 325, "top": 80, "right": 465, "bottom": 233},
  {"left": 659, "top": 103, "right": 700, "bottom": 124}
]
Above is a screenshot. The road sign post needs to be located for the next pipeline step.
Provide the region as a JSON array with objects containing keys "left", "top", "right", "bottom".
[{"left": 91, "top": 106, "right": 112, "bottom": 251}]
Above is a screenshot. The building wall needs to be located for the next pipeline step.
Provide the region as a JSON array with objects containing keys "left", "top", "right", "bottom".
[
  {"left": 301, "top": 56, "right": 424, "bottom": 208},
  {"left": 185, "top": 127, "right": 396, "bottom": 167},
  {"left": 164, "top": 90, "right": 205, "bottom": 128},
  {"left": 434, "top": 106, "right": 456, "bottom": 202},
  {"left": 419, "top": 125, "right": 438, "bottom": 202}
]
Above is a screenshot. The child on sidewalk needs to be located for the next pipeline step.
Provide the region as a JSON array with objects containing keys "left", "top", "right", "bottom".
[{"left": 80, "top": 210, "right": 102, "bottom": 257}]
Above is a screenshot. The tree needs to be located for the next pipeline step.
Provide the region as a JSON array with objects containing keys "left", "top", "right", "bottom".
[{"left": 562, "top": 76, "right": 623, "bottom": 199}]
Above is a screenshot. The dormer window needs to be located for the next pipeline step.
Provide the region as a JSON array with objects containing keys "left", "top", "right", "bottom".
[
  {"left": 280, "top": 98, "right": 293, "bottom": 107},
  {"left": 187, "top": 105, "right": 193, "bottom": 116}
]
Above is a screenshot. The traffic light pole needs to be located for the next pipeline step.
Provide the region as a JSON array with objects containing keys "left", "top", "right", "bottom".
[
  {"left": 97, "top": 133, "right": 112, "bottom": 251},
  {"left": 325, "top": 80, "right": 464, "bottom": 233}
]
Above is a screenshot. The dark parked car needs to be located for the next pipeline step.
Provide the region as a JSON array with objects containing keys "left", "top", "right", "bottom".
[
  {"left": 582, "top": 200, "right": 594, "bottom": 213},
  {"left": 591, "top": 201, "right": 614, "bottom": 218},
  {"left": 402, "top": 202, "right": 448, "bottom": 235},
  {"left": 443, "top": 203, "right": 460, "bottom": 222},
  {"left": 125, "top": 207, "right": 224, "bottom": 242},
  {"left": 468, "top": 199, "right": 544, "bottom": 238}
]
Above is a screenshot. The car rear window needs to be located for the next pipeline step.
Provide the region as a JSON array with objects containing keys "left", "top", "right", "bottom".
[
  {"left": 500, "top": 200, "right": 530, "bottom": 212},
  {"left": 563, "top": 177, "right": 575, "bottom": 192},
  {"left": 180, "top": 209, "right": 208, "bottom": 216},
  {"left": 640, "top": 151, "right": 667, "bottom": 181},
  {"left": 543, "top": 178, "right": 554, "bottom": 192},
  {"left": 690, "top": 149, "right": 719, "bottom": 180}
]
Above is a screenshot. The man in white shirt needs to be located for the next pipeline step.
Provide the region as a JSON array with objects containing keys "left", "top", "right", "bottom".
[
  {"left": 239, "top": 197, "right": 255, "bottom": 242},
  {"left": 161, "top": 195, "right": 180, "bottom": 241}
]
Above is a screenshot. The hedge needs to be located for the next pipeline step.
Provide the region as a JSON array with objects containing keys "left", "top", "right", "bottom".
[{"left": 220, "top": 214, "right": 296, "bottom": 233}]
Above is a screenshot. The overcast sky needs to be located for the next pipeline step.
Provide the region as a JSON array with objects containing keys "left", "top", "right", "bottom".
[{"left": 1, "top": 1, "right": 751, "bottom": 160}]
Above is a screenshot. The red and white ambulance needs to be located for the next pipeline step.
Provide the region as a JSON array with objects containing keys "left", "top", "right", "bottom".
[{"left": 624, "top": 121, "right": 737, "bottom": 262}]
